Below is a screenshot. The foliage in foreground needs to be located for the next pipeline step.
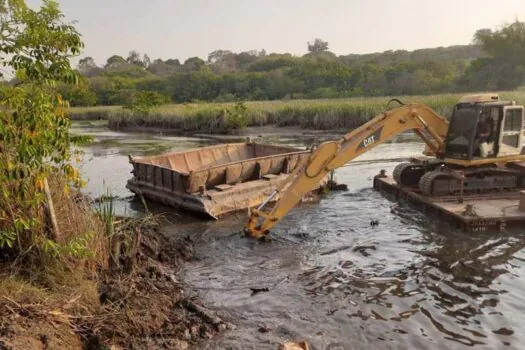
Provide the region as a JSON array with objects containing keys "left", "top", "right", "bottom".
[{"left": 0, "top": 0, "right": 105, "bottom": 265}]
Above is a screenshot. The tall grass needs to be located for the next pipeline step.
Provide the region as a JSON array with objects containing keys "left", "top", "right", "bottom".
[
  {"left": 69, "top": 91, "right": 525, "bottom": 133},
  {"left": 69, "top": 105, "right": 121, "bottom": 121}
]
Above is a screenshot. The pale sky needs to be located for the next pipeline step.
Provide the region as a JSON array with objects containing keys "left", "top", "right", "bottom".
[{"left": 30, "top": 0, "right": 525, "bottom": 66}]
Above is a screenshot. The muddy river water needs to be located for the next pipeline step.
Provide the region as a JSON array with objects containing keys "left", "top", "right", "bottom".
[{"left": 74, "top": 121, "right": 525, "bottom": 350}]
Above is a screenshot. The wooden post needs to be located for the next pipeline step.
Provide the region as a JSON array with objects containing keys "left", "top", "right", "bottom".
[{"left": 43, "top": 178, "right": 60, "bottom": 241}]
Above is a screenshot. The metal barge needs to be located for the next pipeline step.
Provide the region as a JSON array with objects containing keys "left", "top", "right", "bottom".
[
  {"left": 373, "top": 171, "right": 525, "bottom": 232},
  {"left": 126, "top": 142, "right": 320, "bottom": 218}
]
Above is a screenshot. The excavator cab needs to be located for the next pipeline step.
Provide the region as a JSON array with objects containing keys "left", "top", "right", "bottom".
[{"left": 444, "top": 94, "right": 525, "bottom": 160}]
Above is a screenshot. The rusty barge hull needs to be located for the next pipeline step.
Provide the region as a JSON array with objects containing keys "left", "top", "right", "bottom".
[
  {"left": 373, "top": 175, "right": 525, "bottom": 232},
  {"left": 126, "top": 142, "right": 317, "bottom": 218}
]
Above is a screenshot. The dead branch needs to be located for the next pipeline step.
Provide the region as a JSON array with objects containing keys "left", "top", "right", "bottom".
[{"left": 43, "top": 178, "right": 60, "bottom": 241}]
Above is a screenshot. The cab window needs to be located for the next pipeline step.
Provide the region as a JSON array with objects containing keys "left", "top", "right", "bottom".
[
  {"left": 504, "top": 109, "right": 522, "bottom": 132},
  {"left": 490, "top": 107, "right": 500, "bottom": 134}
]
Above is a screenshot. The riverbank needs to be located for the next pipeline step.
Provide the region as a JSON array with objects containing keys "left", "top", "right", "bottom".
[
  {"left": 0, "top": 215, "right": 230, "bottom": 349},
  {"left": 69, "top": 91, "right": 525, "bottom": 135}
]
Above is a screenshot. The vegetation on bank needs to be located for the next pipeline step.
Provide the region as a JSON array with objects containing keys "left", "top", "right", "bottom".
[
  {"left": 69, "top": 91, "right": 525, "bottom": 133},
  {"left": 52, "top": 20, "right": 525, "bottom": 108},
  {"left": 0, "top": 2, "right": 224, "bottom": 348},
  {"left": 0, "top": 1, "right": 110, "bottom": 348},
  {"left": 0, "top": 0, "right": 90, "bottom": 260}
]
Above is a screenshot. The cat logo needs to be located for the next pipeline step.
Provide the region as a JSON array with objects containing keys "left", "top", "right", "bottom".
[
  {"left": 357, "top": 127, "right": 383, "bottom": 151},
  {"left": 363, "top": 135, "right": 376, "bottom": 147}
]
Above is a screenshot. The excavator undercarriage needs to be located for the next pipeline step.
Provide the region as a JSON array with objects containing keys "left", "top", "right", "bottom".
[{"left": 393, "top": 161, "right": 525, "bottom": 197}]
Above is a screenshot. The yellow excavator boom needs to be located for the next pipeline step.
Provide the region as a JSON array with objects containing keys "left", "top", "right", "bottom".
[{"left": 244, "top": 103, "right": 449, "bottom": 238}]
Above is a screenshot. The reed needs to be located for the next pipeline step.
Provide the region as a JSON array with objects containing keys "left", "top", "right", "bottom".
[{"left": 69, "top": 91, "right": 525, "bottom": 133}]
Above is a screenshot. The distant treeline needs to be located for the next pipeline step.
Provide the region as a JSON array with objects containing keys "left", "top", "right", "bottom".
[{"left": 54, "top": 21, "right": 525, "bottom": 106}]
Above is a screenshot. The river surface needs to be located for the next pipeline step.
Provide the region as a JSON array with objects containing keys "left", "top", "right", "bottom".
[{"left": 74, "top": 121, "right": 525, "bottom": 350}]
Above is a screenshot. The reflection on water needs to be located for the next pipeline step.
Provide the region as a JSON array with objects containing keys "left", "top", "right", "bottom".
[{"left": 75, "top": 121, "right": 525, "bottom": 350}]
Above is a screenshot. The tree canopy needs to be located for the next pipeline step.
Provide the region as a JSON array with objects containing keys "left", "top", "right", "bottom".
[
  {"left": 0, "top": 0, "right": 84, "bottom": 252},
  {"left": 53, "top": 20, "right": 525, "bottom": 106},
  {"left": 461, "top": 20, "right": 525, "bottom": 90},
  {"left": 308, "top": 39, "right": 330, "bottom": 53}
]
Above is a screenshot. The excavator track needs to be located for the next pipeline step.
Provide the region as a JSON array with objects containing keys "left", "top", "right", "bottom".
[
  {"left": 393, "top": 162, "right": 427, "bottom": 187},
  {"left": 419, "top": 168, "right": 523, "bottom": 196},
  {"left": 419, "top": 171, "right": 458, "bottom": 196}
]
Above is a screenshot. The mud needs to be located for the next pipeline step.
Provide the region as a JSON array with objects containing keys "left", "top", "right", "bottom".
[
  {"left": 0, "top": 218, "right": 230, "bottom": 350},
  {"left": 82, "top": 218, "right": 231, "bottom": 349},
  {"left": 0, "top": 301, "right": 82, "bottom": 350}
]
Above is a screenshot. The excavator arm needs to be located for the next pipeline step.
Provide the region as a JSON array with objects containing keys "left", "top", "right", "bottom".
[{"left": 244, "top": 103, "right": 449, "bottom": 238}]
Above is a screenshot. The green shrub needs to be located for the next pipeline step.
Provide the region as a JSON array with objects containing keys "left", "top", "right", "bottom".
[
  {"left": 124, "top": 91, "right": 170, "bottom": 115},
  {"left": 224, "top": 102, "right": 249, "bottom": 131}
]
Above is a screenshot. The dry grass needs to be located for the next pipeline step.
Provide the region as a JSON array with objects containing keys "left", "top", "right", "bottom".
[
  {"left": 0, "top": 175, "right": 111, "bottom": 349},
  {"left": 0, "top": 276, "right": 84, "bottom": 349},
  {"left": 69, "top": 91, "right": 525, "bottom": 133},
  {"left": 48, "top": 177, "right": 108, "bottom": 270},
  {"left": 0, "top": 274, "right": 98, "bottom": 349},
  {"left": 0, "top": 272, "right": 99, "bottom": 315},
  {"left": 8, "top": 177, "right": 109, "bottom": 303},
  {"left": 0, "top": 185, "right": 120, "bottom": 350}
]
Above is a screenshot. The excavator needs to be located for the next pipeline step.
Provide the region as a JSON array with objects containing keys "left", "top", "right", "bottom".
[{"left": 244, "top": 94, "right": 525, "bottom": 238}]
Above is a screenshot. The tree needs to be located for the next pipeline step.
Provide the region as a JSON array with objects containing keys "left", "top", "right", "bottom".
[
  {"left": 105, "top": 55, "right": 126, "bottom": 68},
  {"left": 78, "top": 56, "right": 100, "bottom": 76},
  {"left": 184, "top": 57, "right": 206, "bottom": 71},
  {"left": 208, "top": 49, "right": 237, "bottom": 73},
  {"left": 467, "top": 20, "right": 525, "bottom": 89},
  {"left": 208, "top": 50, "right": 233, "bottom": 63},
  {"left": 247, "top": 54, "right": 297, "bottom": 72},
  {"left": 235, "top": 51, "right": 262, "bottom": 70},
  {"left": 127, "top": 50, "right": 143, "bottom": 67},
  {"left": 0, "top": 0, "right": 84, "bottom": 252},
  {"left": 59, "top": 78, "right": 97, "bottom": 106},
  {"left": 474, "top": 21, "right": 525, "bottom": 64},
  {"left": 168, "top": 70, "right": 217, "bottom": 102},
  {"left": 124, "top": 91, "right": 170, "bottom": 115},
  {"left": 142, "top": 54, "right": 151, "bottom": 68},
  {"left": 165, "top": 58, "right": 181, "bottom": 66},
  {"left": 473, "top": 29, "right": 493, "bottom": 46},
  {"left": 147, "top": 59, "right": 181, "bottom": 76},
  {"left": 78, "top": 57, "right": 97, "bottom": 72},
  {"left": 307, "top": 39, "right": 329, "bottom": 53}
]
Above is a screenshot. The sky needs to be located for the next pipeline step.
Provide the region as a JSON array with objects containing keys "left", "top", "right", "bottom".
[{"left": 29, "top": 0, "right": 525, "bottom": 66}]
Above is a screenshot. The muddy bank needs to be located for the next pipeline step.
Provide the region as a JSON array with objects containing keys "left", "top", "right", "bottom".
[
  {"left": 0, "top": 289, "right": 84, "bottom": 350},
  {"left": 0, "top": 218, "right": 231, "bottom": 350},
  {"left": 83, "top": 218, "right": 232, "bottom": 349}
]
